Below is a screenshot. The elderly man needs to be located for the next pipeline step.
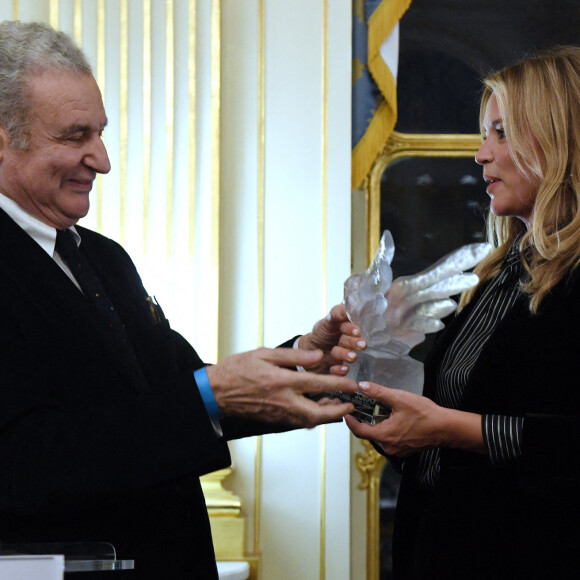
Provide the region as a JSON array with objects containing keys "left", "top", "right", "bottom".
[{"left": 0, "top": 21, "right": 357, "bottom": 579}]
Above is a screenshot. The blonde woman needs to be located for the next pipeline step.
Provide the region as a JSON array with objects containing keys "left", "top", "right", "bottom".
[{"left": 346, "top": 47, "right": 580, "bottom": 579}]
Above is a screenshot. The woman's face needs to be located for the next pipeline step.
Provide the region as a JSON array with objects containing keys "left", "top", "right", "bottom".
[{"left": 475, "top": 94, "right": 540, "bottom": 227}]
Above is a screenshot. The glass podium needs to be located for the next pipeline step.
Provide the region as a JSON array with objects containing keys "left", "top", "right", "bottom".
[{"left": 0, "top": 542, "right": 134, "bottom": 573}]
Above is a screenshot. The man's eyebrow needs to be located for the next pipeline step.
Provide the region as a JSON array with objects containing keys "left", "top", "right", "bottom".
[
  {"left": 58, "top": 120, "right": 108, "bottom": 137},
  {"left": 61, "top": 124, "right": 88, "bottom": 134}
]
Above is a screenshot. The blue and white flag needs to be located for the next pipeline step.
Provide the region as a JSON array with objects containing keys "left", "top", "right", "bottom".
[{"left": 352, "top": 0, "right": 412, "bottom": 190}]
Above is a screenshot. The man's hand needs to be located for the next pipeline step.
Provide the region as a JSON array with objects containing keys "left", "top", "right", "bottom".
[
  {"left": 345, "top": 382, "right": 484, "bottom": 457},
  {"left": 297, "top": 303, "right": 366, "bottom": 375},
  {"left": 206, "top": 347, "right": 358, "bottom": 428}
]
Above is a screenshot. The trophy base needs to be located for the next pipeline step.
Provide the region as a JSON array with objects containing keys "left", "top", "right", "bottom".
[
  {"left": 305, "top": 390, "right": 390, "bottom": 425},
  {"left": 334, "top": 390, "right": 391, "bottom": 425}
]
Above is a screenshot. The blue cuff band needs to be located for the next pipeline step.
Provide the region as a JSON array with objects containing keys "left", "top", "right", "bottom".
[{"left": 193, "top": 367, "right": 221, "bottom": 419}]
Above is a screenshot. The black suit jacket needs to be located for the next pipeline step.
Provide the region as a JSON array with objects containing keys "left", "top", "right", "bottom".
[
  {"left": 0, "top": 209, "right": 282, "bottom": 578},
  {"left": 393, "top": 267, "right": 580, "bottom": 579}
]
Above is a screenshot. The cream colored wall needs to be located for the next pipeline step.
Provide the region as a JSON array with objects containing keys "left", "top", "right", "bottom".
[
  {"left": 8, "top": 1, "right": 362, "bottom": 578},
  {"left": 220, "top": 2, "right": 355, "bottom": 578}
]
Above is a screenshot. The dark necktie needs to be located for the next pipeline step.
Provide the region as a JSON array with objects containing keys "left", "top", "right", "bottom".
[{"left": 55, "top": 229, "right": 128, "bottom": 344}]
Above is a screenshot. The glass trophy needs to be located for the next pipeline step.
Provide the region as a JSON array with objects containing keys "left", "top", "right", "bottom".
[{"left": 335, "top": 230, "right": 491, "bottom": 425}]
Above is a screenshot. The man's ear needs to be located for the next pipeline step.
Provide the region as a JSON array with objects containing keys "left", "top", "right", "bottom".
[{"left": 0, "top": 126, "right": 10, "bottom": 160}]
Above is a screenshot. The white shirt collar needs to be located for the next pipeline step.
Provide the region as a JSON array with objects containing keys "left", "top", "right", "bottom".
[{"left": 0, "top": 192, "right": 81, "bottom": 255}]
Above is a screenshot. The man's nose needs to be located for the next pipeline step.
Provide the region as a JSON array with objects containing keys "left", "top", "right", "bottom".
[{"left": 84, "top": 136, "right": 111, "bottom": 174}]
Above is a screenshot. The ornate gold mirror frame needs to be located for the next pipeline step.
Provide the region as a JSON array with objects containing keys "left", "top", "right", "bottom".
[
  {"left": 365, "top": 131, "right": 482, "bottom": 256},
  {"left": 358, "top": 130, "right": 481, "bottom": 580}
]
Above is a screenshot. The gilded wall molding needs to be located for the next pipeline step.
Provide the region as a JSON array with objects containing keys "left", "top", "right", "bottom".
[
  {"left": 356, "top": 440, "right": 385, "bottom": 580},
  {"left": 202, "top": 468, "right": 250, "bottom": 571}
]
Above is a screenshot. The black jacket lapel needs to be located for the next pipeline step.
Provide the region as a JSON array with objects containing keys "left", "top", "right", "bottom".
[{"left": 0, "top": 209, "right": 146, "bottom": 392}]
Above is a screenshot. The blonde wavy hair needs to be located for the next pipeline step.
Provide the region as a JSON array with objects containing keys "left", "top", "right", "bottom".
[{"left": 460, "top": 46, "right": 580, "bottom": 313}]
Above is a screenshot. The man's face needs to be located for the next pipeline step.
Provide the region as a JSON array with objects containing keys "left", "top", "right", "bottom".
[{"left": 0, "top": 71, "right": 110, "bottom": 229}]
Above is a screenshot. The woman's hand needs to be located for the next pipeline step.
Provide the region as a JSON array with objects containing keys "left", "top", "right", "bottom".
[
  {"left": 298, "top": 303, "right": 366, "bottom": 375},
  {"left": 345, "top": 381, "right": 484, "bottom": 457}
]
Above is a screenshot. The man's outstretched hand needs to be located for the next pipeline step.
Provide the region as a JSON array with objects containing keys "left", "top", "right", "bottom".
[{"left": 206, "top": 346, "right": 358, "bottom": 428}]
